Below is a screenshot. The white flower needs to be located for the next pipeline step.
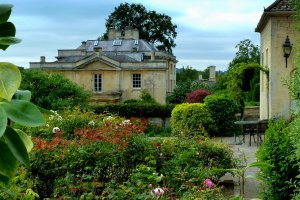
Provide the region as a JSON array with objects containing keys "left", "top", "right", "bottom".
[
  {"left": 151, "top": 187, "right": 164, "bottom": 197},
  {"left": 52, "top": 127, "right": 60, "bottom": 133},
  {"left": 120, "top": 119, "right": 131, "bottom": 126},
  {"left": 58, "top": 116, "right": 63, "bottom": 120},
  {"left": 49, "top": 115, "right": 54, "bottom": 120},
  {"left": 46, "top": 124, "right": 49, "bottom": 127},
  {"left": 88, "top": 120, "right": 95, "bottom": 126}
]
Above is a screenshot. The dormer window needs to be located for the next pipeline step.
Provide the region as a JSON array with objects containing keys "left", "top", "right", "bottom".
[{"left": 113, "top": 39, "right": 122, "bottom": 46}]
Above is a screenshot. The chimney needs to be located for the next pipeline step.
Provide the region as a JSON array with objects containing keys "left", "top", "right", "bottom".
[
  {"left": 115, "top": 30, "right": 122, "bottom": 39},
  {"left": 81, "top": 41, "right": 87, "bottom": 50},
  {"left": 94, "top": 46, "right": 102, "bottom": 55},
  {"left": 198, "top": 74, "right": 203, "bottom": 80},
  {"left": 108, "top": 27, "right": 116, "bottom": 40},
  {"left": 40, "top": 56, "right": 46, "bottom": 63},
  {"left": 151, "top": 51, "right": 155, "bottom": 61},
  {"left": 132, "top": 28, "right": 139, "bottom": 39},
  {"left": 124, "top": 26, "right": 132, "bottom": 39},
  {"left": 208, "top": 66, "right": 216, "bottom": 82}
]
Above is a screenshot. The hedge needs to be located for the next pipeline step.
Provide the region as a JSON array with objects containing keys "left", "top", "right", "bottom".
[{"left": 92, "top": 103, "right": 175, "bottom": 118}]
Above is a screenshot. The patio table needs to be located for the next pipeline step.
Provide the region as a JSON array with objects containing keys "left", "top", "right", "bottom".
[{"left": 234, "top": 120, "right": 259, "bottom": 146}]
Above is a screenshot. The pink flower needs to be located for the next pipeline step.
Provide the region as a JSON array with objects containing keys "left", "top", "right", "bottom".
[
  {"left": 205, "top": 178, "right": 213, "bottom": 189},
  {"left": 151, "top": 187, "right": 164, "bottom": 197}
]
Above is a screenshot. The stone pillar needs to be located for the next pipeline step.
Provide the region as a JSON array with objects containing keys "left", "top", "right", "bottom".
[
  {"left": 40, "top": 56, "right": 45, "bottom": 63},
  {"left": 208, "top": 66, "right": 216, "bottom": 82}
]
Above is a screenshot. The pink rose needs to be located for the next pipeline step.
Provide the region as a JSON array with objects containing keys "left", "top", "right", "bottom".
[{"left": 205, "top": 178, "right": 213, "bottom": 189}]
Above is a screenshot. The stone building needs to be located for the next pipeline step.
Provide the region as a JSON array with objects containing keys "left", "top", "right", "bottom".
[
  {"left": 30, "top": 27, "right": 177, "bottom": 104},
  {"left": 255, "top": 0, "right": 298, "bottom": 119}
]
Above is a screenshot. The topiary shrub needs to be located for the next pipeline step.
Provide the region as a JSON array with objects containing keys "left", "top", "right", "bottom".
[
  {"left": 171, "top": 103, "right": 213, "bottom": 137},
  {"left": 204, "top": 94, "right": 240, "bottom": 137},
  {"left": 185, "top": 89, "right": 211, "bottom": 103}
]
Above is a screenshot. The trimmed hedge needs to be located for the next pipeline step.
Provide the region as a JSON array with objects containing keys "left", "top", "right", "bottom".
[
  {"left": 171, "top": 103, "right": 212, "bottom": 137},
  {"left": 204, "top": 94, "right": 240, "bottom": 137},
  {"left": 92, "top": 103, "right": 175, "bottom": 118}
]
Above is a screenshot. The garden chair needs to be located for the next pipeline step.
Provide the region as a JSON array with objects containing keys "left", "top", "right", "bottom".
[
  {"left": 256, "top": 119, "right": 269, "bottom": 146},
  {"left": 241, "top": 116, "right": 259, "bottom": 146}
]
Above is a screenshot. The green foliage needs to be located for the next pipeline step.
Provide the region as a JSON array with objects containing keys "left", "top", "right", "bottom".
[
  {"left": 20, "top": 69, "right": 91, "bottom": 110},
  {"left": 25, "top": 132, "right": 235, "bottom": 199},
  {"left": 204, "top": 94, "right": 240, "bottom": 137},
  {"left": 224, "top": 39, "right": 261, "bottom": 105},
  {"left": 171, "top": 103, "right": 213, "bottom": 137},
  {"left": 286, "top": 68, "right": 300, "bottom": 107},
  {"left": 93, "top": 103, "right": 174, "bottom": 118},
  {"left": 123, "top": 89, "right": 158, "bottom": 104},
  {"left": 257, "top": 118, "right": 300, "bottom": 200},
  {"left": 176, "top": 66, "right": 200, "bottom": 83},
  {"left": 0, "top": 4, "right": 44, "bottom": 186},
  {"left": 0, "top": 4, "right": 21, "bottom": 51},
  {"left": 105, "top": 2, "right": 177, "bottom": 54},
  {"left": 167, "top": 80, "right": 192, "bottom": 104}
]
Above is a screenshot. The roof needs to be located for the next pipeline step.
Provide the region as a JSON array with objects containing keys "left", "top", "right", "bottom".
[
  {"left": 264, "top": 0, "right": 294, "bottom": 12},
  {"left": 255, "top": 0, "right": 295, "bottom": 32},
  {"left": 80, "top": 39, "right": 157, "bottom": 53}
]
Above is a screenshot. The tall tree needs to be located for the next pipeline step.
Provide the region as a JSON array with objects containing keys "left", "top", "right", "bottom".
[
  {"left": 225, "top": 39, "right": 261, "bottom": 112},
  {"left": 176, "top": 66, "right": 200, "bottom": 83},
  {"left": 105, "top": 2, "right": 177, "bottom": 54}
]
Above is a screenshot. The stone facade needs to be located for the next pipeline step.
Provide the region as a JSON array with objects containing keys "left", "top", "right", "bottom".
[
  {"left": 255, "top": 0, "right": 298, "bottom": 119},
  {"left": 30, "top": 28, "right": 177, "bottom": 104}
]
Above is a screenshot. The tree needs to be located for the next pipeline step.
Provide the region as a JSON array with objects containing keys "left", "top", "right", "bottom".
[
  {"left": 105, "top": 3, "right": 177, "bottom": 54},
  {"left": 226, "top": 39, "right": 261, "bottom": 105},
  {"left": 20, "top": 69, "right": 91, "bottom": 110},
  {"left": 176, "top": 66, "right": 200, "bottom": 83}
]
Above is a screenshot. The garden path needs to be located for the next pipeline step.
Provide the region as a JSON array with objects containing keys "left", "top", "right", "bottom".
[{"left": 214, "top": 135, "right": 262, "bottom": 200}]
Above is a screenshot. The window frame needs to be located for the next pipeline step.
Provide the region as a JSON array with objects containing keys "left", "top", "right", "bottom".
[
  {"left": 132, "top": 73, "right": 142, "bottom": 89},
  {"left": 93, "top": 73, "right": 102, "bottom": 93}
]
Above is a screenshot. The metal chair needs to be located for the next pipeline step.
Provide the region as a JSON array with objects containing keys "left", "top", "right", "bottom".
[{"left": 257, "top": 119, "right": 269, "bottom": 146}]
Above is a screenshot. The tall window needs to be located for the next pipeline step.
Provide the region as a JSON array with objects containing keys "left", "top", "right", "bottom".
[
  {"left": 94, "top": 74, "right": 102, "bottom": 92},
  {"left": 132, "top": 73, "right": 141, "bottom": 88}
]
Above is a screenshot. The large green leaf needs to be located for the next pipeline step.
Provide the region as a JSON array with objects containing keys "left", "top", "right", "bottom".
[
  {"left": 0, "top": 4, "right": 12, "bottom": 24},
  {"left": 0, "top": 36, "right": 21, "bottom": 45},
  {"left": 0, "top": 107, "right": 7, "bottom": 137},
  {"left": 0, "top": 22, "right": 17, "bottom": 50},
  {"left": 0, "top": 62, "right": 21, "bottom": 101},
  {"left": 13, "top": 90, "right": 32, "bottom": 101},
  {"left": 0, "top": 140, "right": 18, "bottom": 179},
  {"left": 15, "top": 129, "right": 33, "bottom": 152},
  {"left": 3, "top": 126, "right": 29, "bottom": 166},
  {"left": 0, "top": 22, "right": 15, "bottom": 37},
  {"left": 2, "top": 100, "right": 45, "bottom": 127}
]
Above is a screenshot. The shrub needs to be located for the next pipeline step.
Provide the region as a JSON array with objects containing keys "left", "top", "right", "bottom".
[
  {"left": 20, "top": 69, "right": 91, "bottom": 110},
  {"left": 167, "top": 80, "right": 192, "bottom": 104},
  {"left": 92, "top": 103, "right": 175, "bottom": 118},
  {"left": 171, "top": 103, "right": 213, "bottom": 137},
  {"left": 185, "top": 89, "right": 211, "bottom": 103},
  {"left": 204, "top": 94, "right": 240, "bottom": 137},
  {"left": 257, "top": 118, "right": 300, "bottom": 200}
]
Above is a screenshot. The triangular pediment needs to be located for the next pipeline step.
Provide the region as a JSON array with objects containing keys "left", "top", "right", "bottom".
[{"left": 75, "top": 56, "right": 121, "bottom": 70}]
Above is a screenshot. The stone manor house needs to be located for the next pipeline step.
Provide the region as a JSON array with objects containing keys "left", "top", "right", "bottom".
[
  {"left": 256, "top": 0, "right": 299, "bottom": 119},
  {"left": 30, "top": 27, "right": 177, "bottom": 104}
]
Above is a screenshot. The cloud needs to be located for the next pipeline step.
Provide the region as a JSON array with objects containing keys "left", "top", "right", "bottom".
[{"left": 0, "top": 0, "right": 274, "bottom": 71}]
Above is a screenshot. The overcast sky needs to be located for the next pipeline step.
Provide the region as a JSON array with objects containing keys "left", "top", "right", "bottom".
[{"left": 0, "top": 0, "right": 274, "bottom": 71}]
